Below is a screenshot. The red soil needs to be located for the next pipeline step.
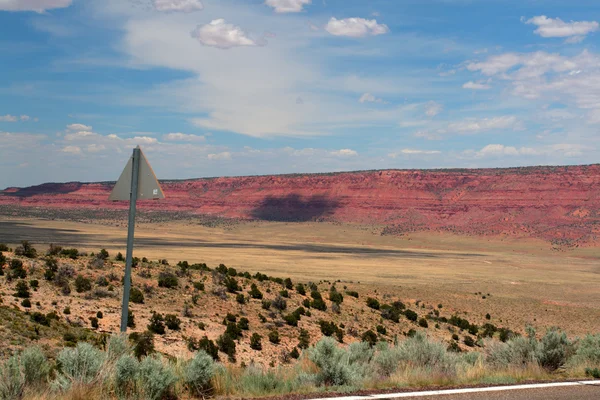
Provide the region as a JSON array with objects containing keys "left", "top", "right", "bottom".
[{"left": 2, "top": 165, "right": 599, "bottom": 246}]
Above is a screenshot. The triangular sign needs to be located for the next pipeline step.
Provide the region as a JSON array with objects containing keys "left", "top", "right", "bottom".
[{"left": 109, "top": 148, "right": 165, "bottom": 201}]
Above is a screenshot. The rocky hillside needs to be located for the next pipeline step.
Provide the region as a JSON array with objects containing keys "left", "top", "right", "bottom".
[{"left": 2, "top": 165, "right": 600, "bottom": 246}]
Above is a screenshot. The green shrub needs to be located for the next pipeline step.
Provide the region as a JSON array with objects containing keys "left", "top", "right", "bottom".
[
  {"left": 585, "top": 367, "right": 600, "bottom": 379},
  {"left": 164, "top": 314, "right": 181, "bottom": 331},
  {"left": 225, "top": 322, "right": 242, "bottom": 339},
  {"left": 487, "top": 336, "right": 538, "bottom": 368},
  {"left": 138, "top": 355, "right": 177, "bottom": 400},
  {"left": 130, "top": 287, "right": 144, "bottom": 304},
  {"left": 158, "top": 272, "right": 178, "bottom": 288},
  {"left": 279, "top": 289, "right": 289, "bottom": 298},
  {"left": 217, "top": 334, "right": 236, "bottom": 362},
  {"left": 114, "top": 354, "right": 138, "bottom": 395},
  {"left": 290, "top": 347, "right": 300, "bottom": 359},
  {"left": 236, "top": 293, "right": 246, "bottom": 304},
  {"left": 268, "top": 330, "right": 280, "bottom": 344},
  {"left": 14, "top": 280, "right": 30, "bottom": 298},
  {"left": 60, "top": 248, "right": 79, "bottom": 260},
  {"left": 127, "top": 310, "right": 136, "bottom": 328},
  {"left": 116, "top": 252, "right": 124, "bottom": 261},
  {"left": 373, "top": 344, "right": 401, "bottom": 377},
  {"left": 272, "top": 295, "right": 287, "bottom": 311},
  {"left": 405, "top": 309, "right": 418, "bottom": 322},
  {"left": 571, "top": 334, "right": 600, "bottom": 365},
  {"left": 54, "top": 343, "right": 105, "bottom": 390},
  {"left": 308, "top": 337, "right": 351, "bottom": 386},
  {"left": 366, "top": 297, "right": 380, "bottom": 310},
  {"left": 376, "top": 325, "right": 387, "bottom": 335},
  {"left": 21, "top": 347, "right": 50, "bottom": 385},
  {"left": 396, "top": 332, "right": 453, "bottom": 373},
  {"left": 249, "top": 283, "right": 263, "bottom": 299},
  {"left": 15, "top": 241, "right": 37, "bottom": 258},
  {"left": 90, "top": 317, "right": 99, "bottom": 329},
  {"left": 148, "top": 312, "right": 166, "bottom": 334},
  {"left": 131, "top": 331, "right": 155, "bottom": 359},
  {"left": 107, "top": 334, "right": 130, "bottom": 361},
  {"left": 30, "top": 312, "right": 50, "bottom": 326},
  {"left": 0, "top": 355, "right": 24, "bottom": 400},
  {"left": 250, "top": 333, "right": 263, "bottom": 350},
  {"left": 283, "top": 313, "right": 299, "bottom": 327},
  {"left": 20, "top": 299, "right": 31, "bottom": 308},
  {"left": 464, "top": 336, "right": 475, "bottom": 347},
  {"left": 74, "top": 275, "right": 92, "bottom": 293},
  {"left": 262, "top": 299, "right": 272, "bottom": 310},
  {"left": 345, "top": 290, "right": 359, "bottom": 298},
  {"left": 361, "top": 330, "right": 378, "bottom": 347},
  {"left": 29, "top": 279, "right": 39, "bottom": 290},
  {"left": 298, "top": 329, "right": 310, "bottom": 349},
  {"left": 295, "top": 283, "right": 306, "bottom": 296},
  {"left": 193, "top": 281, "right": 205, "bottom": 291},
  {"left": 419, "top": 318, "right": 429, "bottom": 328},
  {"left": 310, "top": 291, "right": 327, "bottom": 311},
  {"left": 284, "top": 278, "right": 293, "bottom": 289},
  {"left": 184, "top": 351, "right": 215, "bottom": 396},
  {"left": 538, "top": 329, "right": 572, "bottom": 371},
  {"left": 224, "top": 276, "right": 240, "bottom": 293},
  {"left": 238, "top": 317, "right": 249, "bottom": 330}
]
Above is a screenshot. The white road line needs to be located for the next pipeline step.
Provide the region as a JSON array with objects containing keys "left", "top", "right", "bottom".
[{"left": 305, "top": 381, "right": 600, "bottom": 400}]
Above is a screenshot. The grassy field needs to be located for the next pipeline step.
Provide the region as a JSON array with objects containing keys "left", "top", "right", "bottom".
[{"left": 1, "top": 217, "right": 599, "bottom": 338}]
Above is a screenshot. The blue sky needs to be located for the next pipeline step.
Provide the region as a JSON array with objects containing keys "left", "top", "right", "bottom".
[{"left": 1, "top": 0, "right": 599, "bottom": 188}]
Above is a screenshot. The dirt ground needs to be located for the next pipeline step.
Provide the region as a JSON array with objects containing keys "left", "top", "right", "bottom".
[{"left": 1, "top": 217, "right": 599, "bottom": 337}]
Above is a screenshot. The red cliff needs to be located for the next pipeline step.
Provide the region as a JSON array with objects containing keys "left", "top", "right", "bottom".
[{"left": 2, "top": 165, "right": 599, "bottom": 246}]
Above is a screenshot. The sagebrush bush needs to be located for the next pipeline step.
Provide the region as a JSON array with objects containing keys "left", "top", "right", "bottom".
[
  {"left": 396, "top": 332, "right": 455, "bottom": 373},
  {"left": 0, "top": 355, "right": 24, "bottom": 400},
  {"left": 21, "top": 347, "right": 50, "bottom": 385},
  {"left": 107, "top": 334, "right": 130, "bottom": 361},
  {"left": 373, "top": 344, "right": 401, "bottom": 377},
  {"left": 138, "top": 355, "right": 177, "bottom": 400},
  {"left": 54, "top": 342, "right": 105, "bottom": 390},
  {"left": 309, "top": 337, "right": 352, "bottom": 386},
  {"left": 571, "top": 334, "right": 600, "bottom": 366},
  {"left": 183, "top": 351, "right": 215, "bottom": 396},
  {"left": 538, "top": 329, "right": 572, "bottom": 371},
  {"left": 487, "top": 336, "right": 538, "bottom": 368},
  {"left": 114, "top": 354, "right": 138, "bottom": 395}
]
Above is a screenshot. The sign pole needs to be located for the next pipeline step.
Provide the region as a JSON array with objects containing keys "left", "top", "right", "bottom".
[{"left": 120, "top": 146, "right": 140, "bottom": 332}]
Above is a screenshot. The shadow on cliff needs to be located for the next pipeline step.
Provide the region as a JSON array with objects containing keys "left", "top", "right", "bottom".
[
  {"left": 1, "top": 182, "right": 87, "bottom": 198},
  {"left": 250, "top": 194, "right": 341, "bottom": 222}
]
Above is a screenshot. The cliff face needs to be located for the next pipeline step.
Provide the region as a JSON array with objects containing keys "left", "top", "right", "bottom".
[{"left": 2, "top": 165, "right": 600, "bottom": 245}]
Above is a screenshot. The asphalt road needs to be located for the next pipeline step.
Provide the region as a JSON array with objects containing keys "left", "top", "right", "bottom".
[{"left": 396, "top": 383, "right": 600, "bottom": 400}]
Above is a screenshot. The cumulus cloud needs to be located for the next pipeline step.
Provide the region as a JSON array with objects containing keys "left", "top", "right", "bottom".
[
  {"left": 67, "top": 123, "right": 92, "bottom": 131},
  {"left": 472, "top": 143, "right": 587, "bottom": 158},
  {"left": 525, "top": 15, "right": 598, "bottom": 42},
  {"left": 191, "top": 19, "right": 256, "bottom": 49},
  {"left": 424, "top": 101, "right": 443, "bottom": 117},
  {"left": 0, "top": 114, "right": 18, "bottom": 122},
  {"left": 389, "top": 149, "right": 441, "bottom": 157},
  {"left": 359, "top": 93, "right": 386, "bottom": 104},
  {"left": 20, "top": 115, "right": 30, "bottom": 121},
  {"left": 265, "top": 0, "right": 311, "bottom": 13},
  {"left": 163, "top": 132, "right": 206, "bottom": 142},
  {"left": 61, "top": 145, "right": 81, "bottom": 154},
  {"left": 330, "top": 149, "right": 358, "bottom": 157},
  {"left": 462, "top": 81, "right": 491, "bottom": 90},
  {"left": 416, "top": 116, "right": 522, "bottom": 140},
  {"left": 207, "top": 151, "right": 232, "bottom": 160},
  {"left": 153, "top": 0, "right": 203, "bottom": 13},
  {"left": 325, "top": 17, "right": 390, "bottom": 38},
  {"left": 0, "top": 0, "right": 72, "bottom": 12}
]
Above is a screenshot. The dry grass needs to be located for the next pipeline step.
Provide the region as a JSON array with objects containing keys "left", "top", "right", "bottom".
[{"left": 1, "top": 217, "right": 599, "bottom": 339}]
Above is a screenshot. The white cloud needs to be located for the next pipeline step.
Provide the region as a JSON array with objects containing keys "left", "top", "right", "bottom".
[
  {"left": 462, "top": 81, "right": 491, "bottom": 90},
  {"left": 416, "top": 116, "right": 522, "bottom": 140},
  {"left": 265, "top": 0, "right": 311, "bottom": 13},
  {"left": 525, "top": 16, "right": 598, "bottom": 42},
  {"left": 191, "top": 19, "right": 256, "bottom": 49},
  {"left": 389, "top": 149, "right": 441, "bottom": 157},
  {"left": 0, "top": 114, "right": 18, "bottom": 122},
  {"left": 207, "top": 151, "right": 232, "bottom": 160},
  {"left": 447, "top": 116, "right": 521, "bottom": 134},
  {"left": 64, "top": 130, "right": 95, "bottom": 140},
  {"left": 131, "top": 136, "right": 158, "bottom": 145},
  {"left": 67, "top": 123, "right": 92, "bottom": 131},
  {"left": 359, "top": 93, "right": 385, "bottom": 104},
  {"left": 20, "top": 115, "right": 30, "bottom": 121},
  {"left": 164, "top": 132, "right": 205, "bottom": 142},
  {"left": 330, "top": 149, "right": 358, "bottom": 157},
  {"left": 153, "top": 0, "right": 203, "bottom": 13},
  {"left": 0, "top": 0, "right": 72, "bottom": 12},
  {"left": 62, "top": 145, "right": 82, "bottom": 154},
  {"left": 424, "top": 101, "right": 443, "bottom": 117},
  {"left": 87, "top": 144, "right": 106, "bottom": 153},
  {"left": 325, "top": 17, "right": 390, "bottom": 38},
  {"left": 472, "top": 143, "right": 588, "bottom": 158}
]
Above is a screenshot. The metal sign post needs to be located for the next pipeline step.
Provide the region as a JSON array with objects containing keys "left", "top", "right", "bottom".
[{"left": 110, "top": 146, "right": 164, "bottom": 332}]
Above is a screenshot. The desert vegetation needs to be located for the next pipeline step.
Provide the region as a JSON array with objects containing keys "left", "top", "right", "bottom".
[{"left": 1, "top": 239, "right": 600, "bottom": 398}]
